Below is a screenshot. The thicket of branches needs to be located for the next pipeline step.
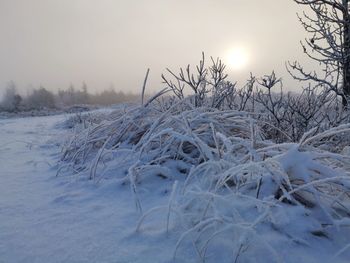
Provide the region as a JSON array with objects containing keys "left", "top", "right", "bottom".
[
  {"left": 160, "top": 53, "right": 350, "bottom": 143},
  {"left": 288, "top": 0, "right": 350, "bottom": 107},
  {"left": 57, "top": 53, "right": 350, "bottom": 262},
  {"left": 53, "top": 0, "right": 350, "bottom": 259}
]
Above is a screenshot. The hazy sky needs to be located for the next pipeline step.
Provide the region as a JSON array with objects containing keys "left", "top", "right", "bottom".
[{"left": 0, "top": 0, "right": 310, "bottom": 95}]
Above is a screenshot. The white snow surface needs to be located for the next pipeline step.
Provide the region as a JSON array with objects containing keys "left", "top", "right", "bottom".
[
  {"left": 0, "top": 113, "right": 350, "bottom": 263},
  {"left": 0, "top": 115, "right": 178, "bottom": 263}
]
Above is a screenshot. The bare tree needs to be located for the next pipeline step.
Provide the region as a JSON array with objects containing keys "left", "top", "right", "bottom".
[{"left": 288, "top": 0, "right": 350, "bottom": 107}]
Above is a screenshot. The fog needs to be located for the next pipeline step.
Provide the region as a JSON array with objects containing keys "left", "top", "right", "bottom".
[{"left": 0, "top": 0, "right": 310, "bottom": 95}]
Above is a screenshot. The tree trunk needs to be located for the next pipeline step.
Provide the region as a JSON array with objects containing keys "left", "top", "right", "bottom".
[{"left": 343, "top": 0, "right": 350, "bottom": 107}]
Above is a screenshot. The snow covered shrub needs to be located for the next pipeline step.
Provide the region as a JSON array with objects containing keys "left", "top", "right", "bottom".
[
  {"left": 25, "top": 87, "right": 56, "bottom": 109},
  {"left": 0, "top": 83, "right": 22, "bottom": 112},
  {"left": 161, "top": 53, "right": 251, "bottom": 110},
  {"left": 59, "top": 97, "right": 350, "bottom": 261},
  {"left": 57, "top": 84, "right": 90, "bottom": 106},
  {"left": 60, "top": 111, "right": 106, "bottom": 130},
  {"left": 143, "top": 125, "right": 350, "bottom": 262},
  {"left": 161, "top": 54, "right": 350, "bottom": 145},
  {"left": 58, "top": 54, "right": 350, "bottom": 262},
  {"left": 253, "top": 74, "right": 345, "bottom": 143},
  {"left": 59, "top": 100, "right": 258, "bottom": 180}
]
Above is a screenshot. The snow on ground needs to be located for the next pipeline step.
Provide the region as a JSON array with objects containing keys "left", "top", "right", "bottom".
[
  {"left": 0, "top": 113, "right": 350, "bottom": 263},
  {"left": 0, "top": 114, "right": 181, "bottom": 263}
]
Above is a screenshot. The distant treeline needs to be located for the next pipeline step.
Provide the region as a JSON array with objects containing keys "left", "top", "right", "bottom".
[{"left": 0, "top": 82, "right": 140, "bottom": 112}]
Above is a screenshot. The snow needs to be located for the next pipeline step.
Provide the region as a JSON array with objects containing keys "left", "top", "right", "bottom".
[
  {"left": 0, "top": 115, "right": 178, "bottom": 263},
  {"left": 1, "top": 112, "right": 350, "bottom": 263}
]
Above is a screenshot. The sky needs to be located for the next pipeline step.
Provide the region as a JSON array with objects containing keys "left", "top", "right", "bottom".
[{"left": 0, "top": 0, "right": 310, "bottom": 95}]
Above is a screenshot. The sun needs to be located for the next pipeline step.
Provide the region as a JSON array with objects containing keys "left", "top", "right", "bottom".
[{"left": 226, "top": 47, "right": 250, "bottom": 70}]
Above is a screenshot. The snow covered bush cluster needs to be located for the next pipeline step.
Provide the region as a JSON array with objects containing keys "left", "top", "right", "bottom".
[
  {"left": 59, "top": 55, "right": 350, "bottom": 262},
  {"left": 59, "top": 107, "right": 350, "bottom": 261},
  {"left": 161, "top": 53, "right": 350, "bottom": 143},
  {"left": 0, "top": 82, "right": 22, "bottom": 112}
]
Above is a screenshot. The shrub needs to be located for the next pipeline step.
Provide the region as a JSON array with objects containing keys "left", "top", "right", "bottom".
[
  {"left": 25, "top": 87, "right": 56, "bottom": 109},
  {"left": 0, "top": 82, "right": 22, "bottom": 112}
]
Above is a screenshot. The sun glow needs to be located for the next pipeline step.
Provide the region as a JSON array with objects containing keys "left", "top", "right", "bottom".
[{"left": 226, "top": 47, "right": 250, "bottom": 70}]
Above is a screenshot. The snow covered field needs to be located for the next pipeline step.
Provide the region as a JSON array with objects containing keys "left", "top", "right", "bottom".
[
  {"left": 0, "top": 111, "right": 350, "bottom": 263},
  {"left": 0, "top": 114, "right": 179, "bottom": 263}
]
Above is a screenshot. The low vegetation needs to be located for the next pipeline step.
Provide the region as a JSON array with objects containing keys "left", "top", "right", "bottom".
[
  {"left": 58, "top": 54, "right": 350, "bottom": 262},
  {"left": 0, "top": 82, "right": 139, "bottom": 113}
]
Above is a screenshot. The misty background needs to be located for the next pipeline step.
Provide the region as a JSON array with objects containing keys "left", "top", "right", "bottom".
[{"left": 0, "top": 0, "right": 311, "bottom": 97}]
